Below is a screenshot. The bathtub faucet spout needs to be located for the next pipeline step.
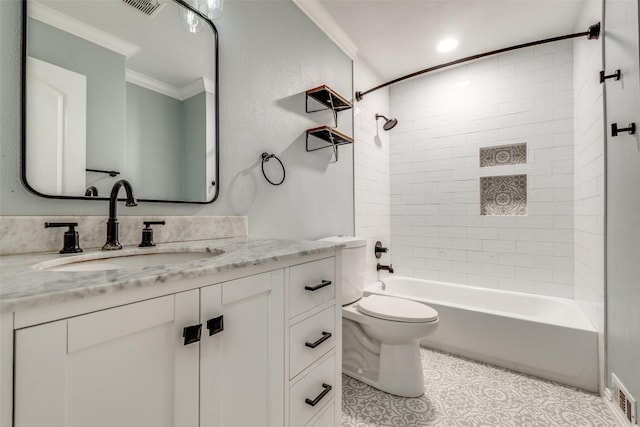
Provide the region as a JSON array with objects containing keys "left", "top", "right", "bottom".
[{"left": 377, "top": 263, "right": 394, "bottom": 274}]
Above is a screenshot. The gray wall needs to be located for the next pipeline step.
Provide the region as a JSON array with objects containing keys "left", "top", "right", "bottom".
[
  {"left": 126, "top": 82, "right": 183, "bottom": 200},
  {"left": 604, "top": 0, "right": 640, "bottom": 402},
  {"left": 28, "top": 18, "right": 127, "bottom": 180},
  {"left": 1, "top": 0, "right": 354, "bottom": 241},
  {"left": 181, "top": 91, "right": 207, "bottom": 202}
]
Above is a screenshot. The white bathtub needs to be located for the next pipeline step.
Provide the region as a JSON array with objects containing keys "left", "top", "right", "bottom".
[{"left": 365, "top": 276, "right": 599, "bottom": 392}]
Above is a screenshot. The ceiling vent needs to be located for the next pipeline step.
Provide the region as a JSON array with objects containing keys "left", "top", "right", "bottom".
[{"left": 122, "top": 0, "right": 165, "bottom": 17}]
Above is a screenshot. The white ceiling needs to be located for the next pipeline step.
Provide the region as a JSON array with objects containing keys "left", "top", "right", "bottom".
[
  {"left": 31, "top": 0, "right": 214, "bottom": 89},
  {"left": 315, "top": 0, "right": 590, "bottom": 83}
]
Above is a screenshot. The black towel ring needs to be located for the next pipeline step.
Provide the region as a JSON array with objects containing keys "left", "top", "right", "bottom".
[{"left": 261, "top": 152, "right": 285, "bottom": 186}]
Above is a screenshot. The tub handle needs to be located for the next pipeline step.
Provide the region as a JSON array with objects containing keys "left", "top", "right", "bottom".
[
  {"left": 305, "top": 331, "right": 332, "bottom": 348},
  {"left": 375, "top": 241, "right": 388, "bottom": 259},
  {"left": 305, "top": 280, "right": 332, "bottom": 292}
]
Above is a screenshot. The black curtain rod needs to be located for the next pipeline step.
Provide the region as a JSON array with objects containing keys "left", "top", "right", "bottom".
[{"left": 355, "top": 22, "right": 600, "bottom": 101}]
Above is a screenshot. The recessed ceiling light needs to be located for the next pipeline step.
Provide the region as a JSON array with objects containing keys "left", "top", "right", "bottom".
[
  {"left": 456, "top": 80, "right": 470, "bottom": 88},
  {"left": 437, "top": 38, "right": 459, "bottom": 53}
]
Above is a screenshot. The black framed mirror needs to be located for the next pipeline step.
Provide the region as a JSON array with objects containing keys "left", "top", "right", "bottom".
[{"left": 21, "top": 0, "right": 219, "bottom": 203}]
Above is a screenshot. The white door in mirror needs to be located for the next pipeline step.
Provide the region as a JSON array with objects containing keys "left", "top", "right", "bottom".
[{"left": 26, "top": 57, "right": 86, "bottom": 196}]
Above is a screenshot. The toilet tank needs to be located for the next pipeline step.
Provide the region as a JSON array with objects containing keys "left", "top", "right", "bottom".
[{"left": 318, "top": 236, "right": 366, "bottom": 305}]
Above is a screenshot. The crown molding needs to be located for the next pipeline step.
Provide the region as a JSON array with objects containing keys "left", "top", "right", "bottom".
[
  {"left": 291, "top": 0, "right": 357, "bottom": 59},
  {"left": 29, "top": 1, "right": 140, "bottom": 58},
  {"left": 126, "top": 69, "right": 181, "bottom": 99},
  {"left": 180, "top": 77, "right": 215, "bottom": 100},
  {"left": 126, "top": 70, "right": 212, "bottom": 101}
]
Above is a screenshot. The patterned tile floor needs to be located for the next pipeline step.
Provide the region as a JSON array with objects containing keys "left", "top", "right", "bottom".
[{"left": 342, "top": 348, "right": 617, "bottom": 427}]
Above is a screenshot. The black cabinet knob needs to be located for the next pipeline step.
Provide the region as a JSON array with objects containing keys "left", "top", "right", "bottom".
[
  {"left": 206, "top": 315, "right": 224, "bottom": 336},
  {"left": 182, "top": 324, "right": 202, "bottom": 345}
]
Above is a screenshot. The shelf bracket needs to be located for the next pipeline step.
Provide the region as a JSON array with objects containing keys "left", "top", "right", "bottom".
[
  {"left": 328, "top": 95, "right": 338, "bottom": 127},
  {"left": 328, "top": 131, "right": 338, "bottom": 162}
]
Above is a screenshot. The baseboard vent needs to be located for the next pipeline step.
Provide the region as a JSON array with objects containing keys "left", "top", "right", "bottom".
[{"left": 611, "top": 373, "right": 637, "bottom": 426}]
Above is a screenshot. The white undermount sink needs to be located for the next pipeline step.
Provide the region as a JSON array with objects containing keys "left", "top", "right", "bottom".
[{"left": 34, "top": 250, "right": 224, "bottom": 272}]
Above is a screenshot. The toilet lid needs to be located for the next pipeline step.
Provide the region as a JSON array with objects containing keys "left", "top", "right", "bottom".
[{"left": 357, "top": 295, "right": 438, "bottom": 323}]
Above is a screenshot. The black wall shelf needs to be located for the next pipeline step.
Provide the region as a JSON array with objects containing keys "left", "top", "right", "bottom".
[
  {"left": 304, "top": 85, "right": 353, "bottom": 162},
  {"left": 306, "top": 85, "right": 352, "bottom": 114},
  {"left": 306, "top": 126, "right": 354, "bottom": 161}
]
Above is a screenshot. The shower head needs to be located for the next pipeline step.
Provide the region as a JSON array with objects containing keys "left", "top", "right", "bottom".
[{"left": 376, "top": 114, "right": 398, "bottom": 131}]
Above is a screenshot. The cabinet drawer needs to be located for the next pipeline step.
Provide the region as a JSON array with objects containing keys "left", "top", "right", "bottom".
[
  {"left": 290, "top": 354, "right": 335, "bottom": 427},
  {"left": 308, "top": 402, "right": 335, "bottom": 427},
  {"left": 290, "top": 258, "right": 335, "bottom": 318},
  {"left": 290, "top": 306, "right": 335, "bottom": 379}
]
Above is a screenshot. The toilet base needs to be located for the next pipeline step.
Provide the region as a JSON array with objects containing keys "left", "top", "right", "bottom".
[
  {"left": 377, "top": 342, "right": 424, "bottom": 397},
  {"left": 342, "top": 319, "right": 425, "bottom": 397}
]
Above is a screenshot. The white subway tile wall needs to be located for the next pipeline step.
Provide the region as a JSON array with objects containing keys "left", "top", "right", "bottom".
[
  {"left": 388, "top": 40, "right": 575, "bottom": 297},
  {"left": 354, "top": 60, "right": 392, "bottom": 286},
  {"left": 572, "top": 0, "right": 605, "bottom": 393}
]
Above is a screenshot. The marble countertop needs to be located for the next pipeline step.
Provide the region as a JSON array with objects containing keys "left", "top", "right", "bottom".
[{"left": 0, "top": 237, "right": 340, "bottom": 312}]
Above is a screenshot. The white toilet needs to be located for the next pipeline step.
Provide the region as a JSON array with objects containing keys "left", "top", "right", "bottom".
[{"left": 319, "top": 236, "right": 439, "bottom": 398}]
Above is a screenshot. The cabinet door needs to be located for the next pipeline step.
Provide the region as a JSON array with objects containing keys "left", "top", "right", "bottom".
[
  {"left": 14, "top": 291, "right": 200, "bottom": 427},
  {"left": 200, "top": 270, "right": 284, "bottom": 427}
]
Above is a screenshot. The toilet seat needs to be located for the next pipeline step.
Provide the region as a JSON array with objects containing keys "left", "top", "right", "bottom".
[{"left": 356, "top": 295, "right": 438, "bottom": 323}]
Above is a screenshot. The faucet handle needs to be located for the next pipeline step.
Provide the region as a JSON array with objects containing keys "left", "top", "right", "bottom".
[
  {"left": 44, "top": 222, "right": 83, "bottom": 254},
  {"left": 139, "top": 221, "right": 165, "bottom": 247},
  {"left": 374, "top": 241, "right": 388, "bottom": 258}
]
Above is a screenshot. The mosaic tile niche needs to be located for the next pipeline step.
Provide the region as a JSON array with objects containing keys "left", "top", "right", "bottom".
[
  {"left": 480, "top": 143, "right": 526, "bottom": 167},
  {"left": 480, "top": 175, "right": 527, "bottom": 216}
]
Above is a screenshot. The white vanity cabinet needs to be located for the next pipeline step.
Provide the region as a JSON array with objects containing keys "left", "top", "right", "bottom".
[
  {"left": 199, "top": 270, "right": 284, "bottom": 427},
  {"left": 14, "top": 291, "right": 202, "bottom": 427},
  {"left": 7, "top": 251, "right": 341, "bottom": 427},
  {"left": 287, "top": 257, "right": 342, "bottom": 427}
]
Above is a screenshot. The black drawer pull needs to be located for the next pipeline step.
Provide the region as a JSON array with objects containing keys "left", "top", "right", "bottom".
[
  {"left": 305, "top": 383, "right": 332, "bottom": 407},
  {"left": 182, "top": 324, "right": 202, "bottom": 345},
  {"left": 304, "top": 280, "right": 332, "bottom": 292},
  {"left": 305, "top": 331, "right": 332, "bottom": 349},
  {"left": 206, "top": 315, "right": 224, "bottom": 336}
]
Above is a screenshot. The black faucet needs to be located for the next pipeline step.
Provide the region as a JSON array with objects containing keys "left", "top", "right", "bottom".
[
  {"left": 103, "top": 179, "right": 137, "bottom": 250},
  {"left": 84, "top": 186, "right": 99, "bottom": 197},
  {"left": 377, "top": 263, "right": 394, "bottom": 274}
]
